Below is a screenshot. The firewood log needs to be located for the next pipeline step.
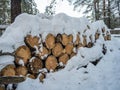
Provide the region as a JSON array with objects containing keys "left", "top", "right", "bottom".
[
  {"left": 45, "top": 33, "right": 55, "bottom": 49},
  {"left": 82, "top": 35, "right": 87, "bottom": 47},
  {"left": 61, "top": 33, "right": 69, "bottom": 46},
  {"left": 107, "top": 35, "right": 111, "bottom": 40},
  {"left": 77, "top": 43, "right": 83, "bottom": 49},
  {"left": 87, "top": 42, "right": 93, "bottom": 48},
  {"left": 56, "top": 33, "right": 62, "bottom": 43},
  {"left": 39, "top": 73, "right": 46, "bottom": 83},
  {"left": 1, "top": 64, "right": 16, "bottom": 76},
  {"left": 38, "top": 46, "right": 50, "bottom": 59},
  {"left": 68, "top": 34, "right": 73, "bottom": 43},
  {"left": 45, "top": 55, "right": 58, "bottom": 71},
  {"left": 70, "top": 52, "right": 76, "bottom": 58},
  {"left": 74, "top": 33, "right": 80, "bottom": 46},
  {"left": 52, "top": 43, "right": 63, "bottom": 57},
  {"left": 59, "top": 54, "right": 69, "bottom": 65},
  {"left": 65, "top": 43, "right": 74, "bottom": 55},
  {"left": 16, "top": 66, "right": 28, "bottom": 76},
  {"left": 95, "top": 32, "right": 100, "bottom": 40},
  {"left": 102, "top": 27, "right": 105, "bottom": 33},
  {"left": 28, "top": 57, "right": 43, "bottom": 74},
  {"left": 27, "top": 74, "right": 36, "bottom": 79},
  {"left": 15, "top": 45, "right": 31, "bottom": 65},
  {"left": 24, "top": 35, "right": 40, "bottom": 50}
]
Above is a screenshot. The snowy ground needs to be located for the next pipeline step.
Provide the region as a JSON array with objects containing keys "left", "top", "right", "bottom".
[{"left": 0, "top": 13, "right": 120, "bottom": 90}]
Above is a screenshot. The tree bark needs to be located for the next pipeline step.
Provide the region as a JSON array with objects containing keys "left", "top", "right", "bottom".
[{"left": 11, "top": 0, "right": 21, "bottom": 23}]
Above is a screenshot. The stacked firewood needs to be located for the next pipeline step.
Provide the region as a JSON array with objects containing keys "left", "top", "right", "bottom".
[{"left": 0, "top": 28, "right": 111, "bottom": 82}]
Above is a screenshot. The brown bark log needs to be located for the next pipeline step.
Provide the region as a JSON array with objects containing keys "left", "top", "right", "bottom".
[
  {"left": 107, "top": 35, "right": 111, "bottom": 40},
  {"left": 65, "top": 43, "right": 74, "bottom": 55},
  {"left": 27, "top": 74, "right": 36, "bottom": 79},
  {"left": 45, "top": 55, "right": 58, "bottom": 71},
  {"left": 59, "top": 54, "right": 69, "bottom": 65},
  {"left": 55, "top": 33, "right": 62, "bottom": 43},
  {"left": 0, "top": 76, "right": 25, "bottom": 84},
  {"left": 45, "top": 33, "right": 55, "bottom": 49},
  {"left": 68, "top": 34, "right": 73, "bottom": 43},
  {"left": 1, "top": 64, "right": 16, "bottom": 77},
  {"left": 28, "top": 57, "right": 43, "bottom": 74},
  {"left": 61, "top": 33, "right": 69, "bottom": 46},
  {"left": 95, "top": 32, "right": 100, "bottom": 40},
  {"left": 74, "top": 34, "right": 80, "bottom": 46},
  {"left": 52, "top": 43, "right": 63, "bottom": 57},
  {"left": 24, "top": 35, "right": 40, "bottom": 50},
  {"left": 15, "top": 45, "right": 31, "bottom": 65},
  {"left": 38, "top": 46, "right": 50, "bottom": 58},
  {"left": 70, "top": 52, "right": 76, "bottom": 59},
  {"left": 39, "top": 73, "right": 46, "bottom": 83},
  {"left": 16, "top": 66, "right": 28, "bottom": 76},
  {"left": 82, "top": 35, "right": 87, "bottom": 47}
]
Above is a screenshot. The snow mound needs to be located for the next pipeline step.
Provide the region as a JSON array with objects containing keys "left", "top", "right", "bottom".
[{"left": 0, "top": 13, "right": 119, "bottom": 90}]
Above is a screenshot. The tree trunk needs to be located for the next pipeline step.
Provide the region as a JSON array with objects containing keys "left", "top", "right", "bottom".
[
  {"left": 103, "top": 0, "right": 106, "bottom": 20},
  {"left": 11, "top": 0, "right": 21, "bottom": 23},
  {"left": 107, "top": 0, "right": 111, "bottom": 28}
]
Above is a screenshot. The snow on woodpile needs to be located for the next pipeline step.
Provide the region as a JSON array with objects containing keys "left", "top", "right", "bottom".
[{"left": 0, "top": 13, "right": 117, "bottom": 90}]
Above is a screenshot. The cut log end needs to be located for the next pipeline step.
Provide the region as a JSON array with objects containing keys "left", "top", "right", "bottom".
[
  {"left": 45, "top": 33, "right": 55, "bottom": 49},
  {"left": 16, "top": 66, "right": 28, "bottom": 76},
  {"left": 45, "top": 55, "right": 58, "bottom": 71},
  {"left": 59, "top": 54, "right": 69, "bottom": 65},
  {"left": 52, "top": 43, "right": 63, "bottom": 57},
  {"left": 15, "top": 45, "right": 31, "bottom": 65},
  {"left": 61, "top": 33, "right": 69, "bottom": 46},
  {"left": 28, "top": 57, "right": 43, "bottom": 74},
  {"left": 24, "top": 35, "right": 40, "bottom": 49},
  {"left": 1, "top": 64, "right": 16, "bottom": 77}
]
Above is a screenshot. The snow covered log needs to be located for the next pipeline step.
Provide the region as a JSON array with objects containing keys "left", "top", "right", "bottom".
[
  {"left": 59, "top": 54, "right": 69, "bottom": 65},
  {"left": 28, "top": 57, "right": 43, "bottom": 74},
  {"left": 24, "top": 35, "right": 40, "bottom": 50},
  {"left": 15, "top": 45, "right": 31, "bottom": 65}
]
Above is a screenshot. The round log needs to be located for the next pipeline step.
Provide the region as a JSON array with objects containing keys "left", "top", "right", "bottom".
[
  {"left": 56, "top": 33, "right": 62, "bottom": 43},
  {"left": 68, "top": 34, "right": 73, "bottom": 43},
  {"left": 102, "top": 28, "right": 105, "bottom": 33},
  {"left": 45, "top": 55, "right": 58, "bottom": 71},
  {"left": 28, "top": 57, "right": 43, "bottom": 74},
  {"left": 15, "top": 45, "right": 31, "bottom": 65},
  {"left": 107, "top": 35, "right": 111, "bottom": 40},
  {"left": 1, "top": 64, "right": 16, "bottom": 76},
  {"left": 74, "top": 34, "right": 80, "bottom": 46},
  {"left": 65, "top": 43, "right": 74, "bottom": 55},
  {"left": 38, "top": 46, "right": 50, "bottom": 58},
  {"left": 52, "top": 43, "right": 63, "bottom": 57},
  {"left": 95, "top": 33, "right": 100, "bottom": 40},
  {"left": 82, "top": 35, "right": 87, "bottom": 47},
  {"left": 61, "top": 33, "right": 69, "bottom": 46},
  {"left": 45, "top": 33, "right": 55, "bottom": 49},
  {"left": 24, "top": 35, "right": 40, "bottom": 49},
  {"left": 70, "top": 52, "right": 76, "bottom": 58},
  {"left": 27, "top": 74, "right": 36, "bottom": 79},
  {"left": 59, "top": 54, "right": 69, "bottom": 65},
  {"left": 39, "top": 73, "right": 46, "bottom": 83},
  {"left": 16, "top": 66, "right": 28, "bottom": 76}
]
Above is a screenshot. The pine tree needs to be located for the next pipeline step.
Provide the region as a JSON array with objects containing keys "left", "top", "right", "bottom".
[
  {"left": 44, "top": 0, "right": 57, "bottom": 16},
  {"left": 0, "top": 0, "right": 10, "bottom": 24}
]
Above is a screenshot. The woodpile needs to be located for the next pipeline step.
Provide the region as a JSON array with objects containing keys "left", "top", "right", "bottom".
[{"left": 0, "top": 29, "right": 111, "bottom": 83}]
